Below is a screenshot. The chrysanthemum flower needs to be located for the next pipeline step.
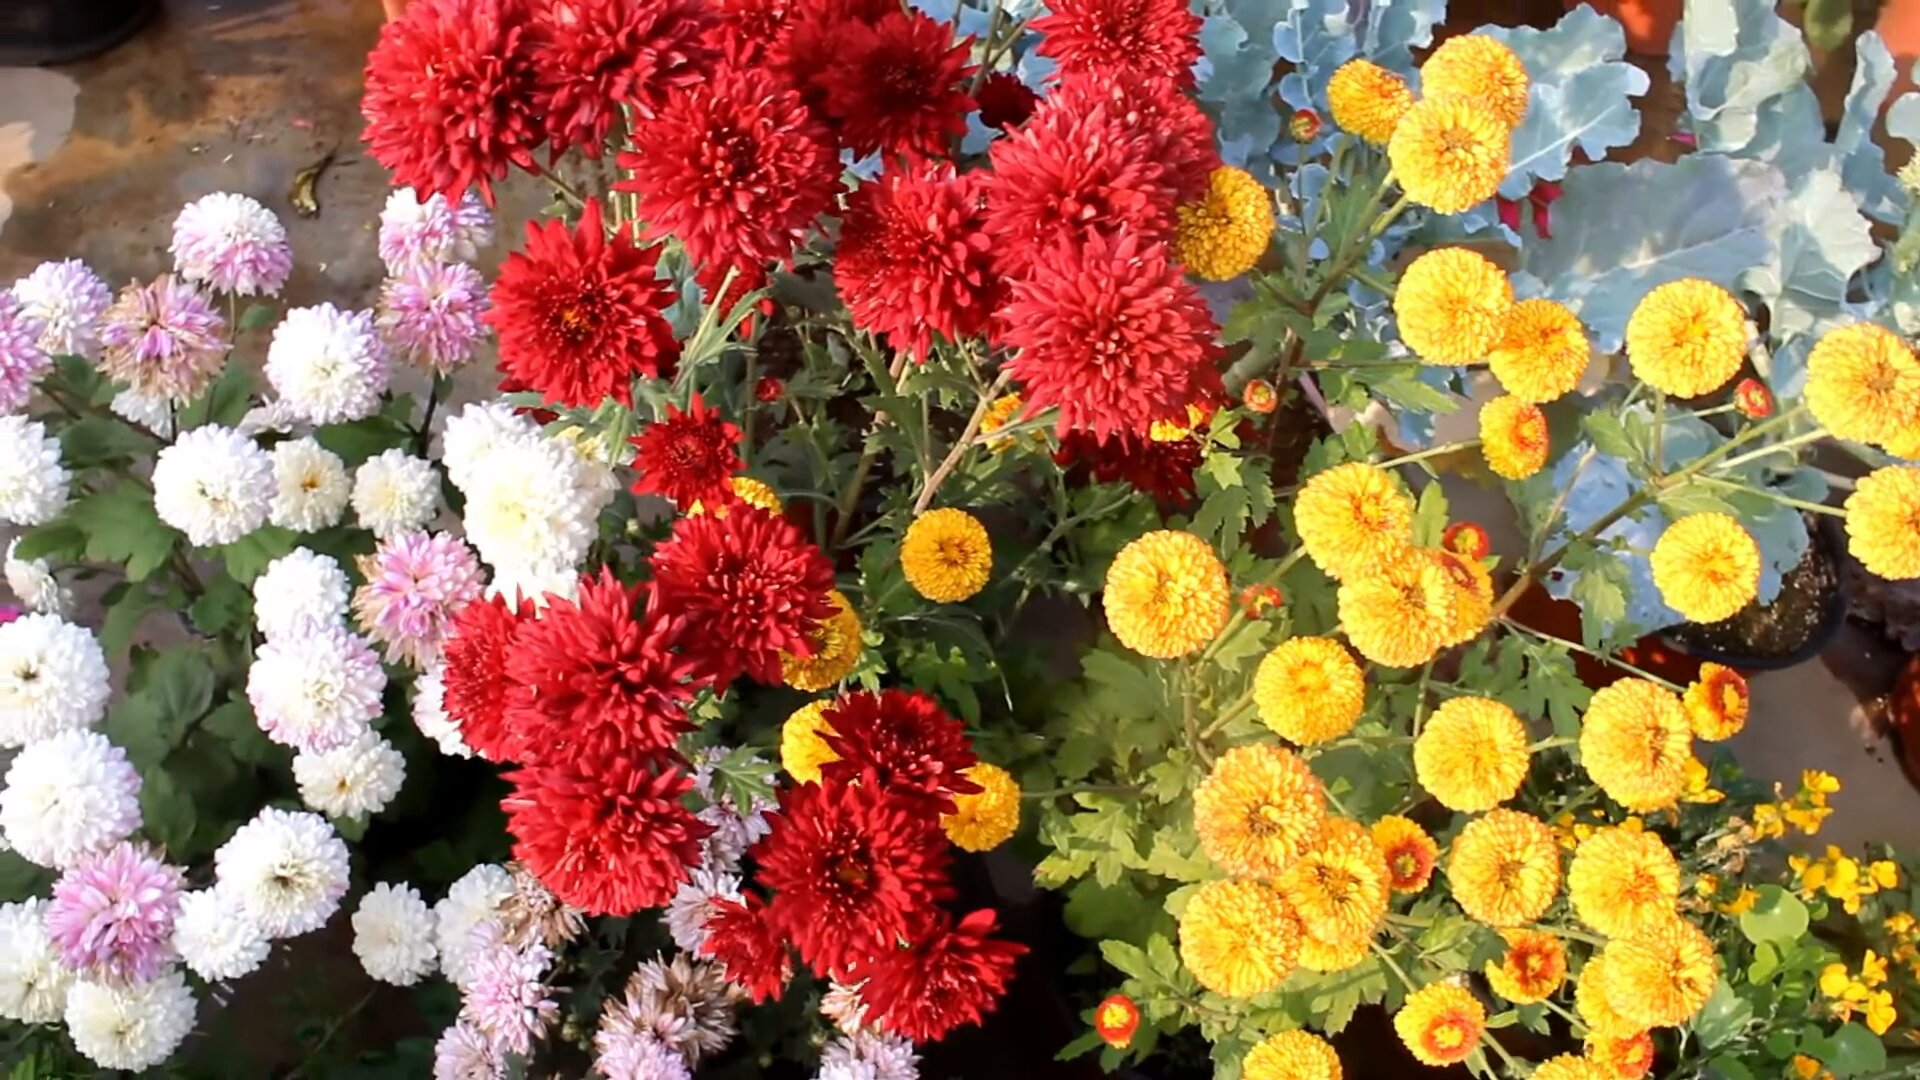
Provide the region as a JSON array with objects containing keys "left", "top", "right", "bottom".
[
  {"left": 46, "top": 842, "right": 184, "bottom": 984},
  {"left": 1567, "top": 825, "right": 1680, "bottom": 938},
  {"left": 1579, "top": 678, "right": 1692, "bottom": 812},
  {"left": 782, "top": 590, "right": 863, "bottom": 691},
  {"left": 0, "top": 730, "right": 141, "bottom": 870},
  {"left": 1193, "top": 743, "right": 1328, "bottom": 878},
  {"left": 1372, "top": 815, "right": 1439, "bottom": 892},
  {"left": 1420, "top": 35, "right": 1531, "bottom": 129},
  {"left": 1448, "top": 808, "right": 1561, "bottom": 926},
  {"left": 10, "top": 259, "right": 109, "bottom": 360},
  {"left": 1047, "top": 71, "right": 1220, "bottom": 203},
  {"left": 1575, "top": 952, "right": 1642, "bottom": 1039},
  {"left": 439, "top": 592, "right": 534, "bottom": 762},
  {"left": 901, "top": 508, "right": 994, "bottom": 603},
  {"left": 1734, "top": 377, "right": 1775, "bottom": 419},
  {"left": 378, "top": 261, "right": 491, "bottom": 375},
  {"left": 1480, "top": 394, "right": 1551, "bottom": 479},
  {"left": 818, "top": 689, "right": 980, "bottom": 809},
  {"left": 528, "top": 0, "right": 716, "bottom": 153},
  {"left": 1327, "top": 59, "right": 1413, "bottom": 143},
  {"left": 1030, "top": 0, "right": 1202, "bottom": 86},
  {"left": 1244, "top": 1030, "right": 1342, "bottom": 1080},
  {"left": 836, "top": 166, "right": 998, "bottom": 360},
  {"left": 64, "top": 970, "right": 196, "bottom": 1072},
  {"left": 1650, "top": 512, "right": 1759, "bottom": 623},
  {"left": 1278, "top": 817, "right": 1389, "bottom": 949},
  {"left": 248, "top": 622, "right": 385, "bottom": 752},
  {"left": 1337, "top": 550, "right": 1457, "bottom": 667},
  {"left": 1598, "top": 916, "right": 1718, "bottom": 1028},
  {"left": 376, "top": 187, "right": 494, "bottom": 273},
  {"left": 173, "top": 888, "right": 270, "bottom": 982},
  {"left": 627, "top": 393, "right": 742, "bottom": 511},
  {"left": 1293, "top": 462, "right": 1416, "bottom": 580},
  {"left": 1177, "top": 879, "right": 1302, "bottom": 997},
  {"left": 1388, "top": 96, "right": 1511, "bottom": 214},
  {"left": 361, "top": 0, "right": 544, "bottom": 201},
  {"left": 351, "top": 531, "right": 484, "bottom": 669},
  {"left": 700, "top": 892, "right": 792, "bottom": 1003},
  {"left": 1299, "top": 925, "right": 1370, "bottom": 973},
  {"left": 1101, "top": 530, "right": 1230, "bottom": 659},
  {"left": 977, "top": 71, "right": 1040, "bottom": 130},
  {"left": 1845, "top": 466, "right": 1920, "bottom": 579},
  {"left": 780, "top": 701, "right": 840, "bottom": 784},
  {"left": 1487, "top": 297, "right": 1589, "bottom": 403},
  {"left": 1534, "top": 1054, "right": 1608, "bottom": 1080},
  {"left": 1804, "top": 323, "right": 1920, "bottom": 451},
  {"left": 1413, "top": 696, "right": 1530, "bottom": 812},
  {"left": 98, "top": 275, "right": 229, "bottom": 402},
  {"left": 1683, "top": 662, "right": 1750, "bottom": 740},
  {"left": 814, "top": 9, "right": 975, "bottom": 157},
  {"left": 688, "top": 476, "right": 781, "bottom": 519},
  {"left": 1484, "top": 929, "right": 1566, "bottom": 1004},
  {"left": 1424, "top": 547, "right": 1495, "bottom": 646},
  {"left": 1624, "top": 279, "right": 1748, "bottom": 398},
  {"left": 1586, "top": 1030, "right": 1656, "bottom": 1077},
  {"left": 488, "top": 198, "right": 678, "bottom": 409},
  {"left": 1395, "top": 247, "right": 1513, "bottom": 364},
  {"left": 294, "top": 733, "right": 407, "bottom": 819},
  {"left": 1253, "top": 637, "right": 1366, "bottom": 745},
  {"left": 1175, "top": 166, "right": 1274, "bottom": 281},
  {"left": 595, "top": 952, "right": 739, "bottom": 1066},
  {"left": 0, "top": 298, "right": 46, "bottom": 420},
  {"left": 942, "top": 763, "right": 1021, "bottom": 852},
  {"left": 864, "top": 907, "right": 1025, "bottom": 1041},
  {"left": 1393, "top": 982, "right": 1485, "bottom": 1067},
  {"left": 352, "top": 882, "right": 439, "bottom": 987},
  {"left": 1093, "top": 993, "right": 1140, "bottom": 1049},
  {"left": 171, "top": 192, "right": 294, "bottom": 297}
]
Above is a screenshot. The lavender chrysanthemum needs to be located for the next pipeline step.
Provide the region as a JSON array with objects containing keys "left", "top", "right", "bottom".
[
  {"left": 352, "top": 531, "right": 485, "bottom": 669},
  {"left": 379, "top": 262, "right": 492, "bottom": 374},
  {"left": 98, "top": 275, "right": 230, "bottom": 402},
  {"left": 460, "top": 923, "right": 558, "bottom": 1057},
  {"left": 434, "top": 1019, "right": 506, "bottom": 1080},
  {"left": 0, "top": 292, "right": 50, "bottom": 414},
  {"left": 378, "top": 187, "right": 496, "bottom": 273},
  {"left": 45, "top": 842, "right": 185, "bottom": 984},
  {"left": 11, "top": 259, "right": 110, "bottom": 359},
  {"left": 171, "top": 192, "right": 294, "bottom": 297},
  {"left": 594, "top": 1029, "right": 691, "bottom": 1080}
]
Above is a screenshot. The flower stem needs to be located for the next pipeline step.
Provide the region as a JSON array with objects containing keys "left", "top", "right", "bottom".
[
  {"left": 912, "top": 371, "right": 1011, "bottom": 515},
  {"left": 1498, "top": 617, "right": 1685, "bottom": 692}
]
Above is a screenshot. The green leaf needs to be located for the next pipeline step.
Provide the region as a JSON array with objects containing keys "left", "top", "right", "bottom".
[
  {"left": 1054, "top": 1030, "right": 1106, "bottom": 1062},
  {"left": 217, "top": 525, "right": 299, "bottom": 584},
  {"left": 201, "top": 699, "right": 281, "bottom": 767},
  {"left": 1099, "top": 940, "right": 1153, "bottom": 981},
  {"left": 1582, "top": 412, "right": 1638, "bottom": 461},
  {"left": 1691, "top": 979, "right": 1753, "bottom": 1048},
  {"left": 237, "top": 301, "right": 280, "bottom": 332},
  {"left": 104, "top": 696, "right": 172, "bottom": 770},
  {"left": 198, "top": 363, "right": 257, "bottom": 428},
  {"left": 1411, "top": 481, "right": 1450, "bottom": 547},
  {"left": 188, "top": 574, "right": 253, "bottom": 636},
  {"left": 1705, "top": 1058, "right": 1757, "bottom": 1080},
  {"left": 1827, "top": 1023, "right": 1887, "bottom": 1076},
  {"left": 59, "top": 416, "right": 157, "bottom": 468},
  {"left": 138, "top": 767, "right": 196, "bottom": 858},
  {"left": 99, "top": 582, "right": 160, "bottom": 658},
  {"left": 315, "top": 413, "right": 414, "bottom": 466},
  {"left": 67, "top": 486, "right": 180, "bottom": 582},
  {"left": 143, "top": 648, "right": 217, "bottom": 728},
  {"left": 9, "top": 519, "right": 87, "bottom": 562},
  {"left": 1739, "top": 885, "right": 1810, "bottom": 945},
  {"left": 333, "top": 815, "right": 369, "bottom": 842},
  {"left": 0, "top": 849, "right": 54, "bottom": 903}
]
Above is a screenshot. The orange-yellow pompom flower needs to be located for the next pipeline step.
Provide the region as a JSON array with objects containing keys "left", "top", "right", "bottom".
[
  {"left": 1413, "top": 696, "right": 1530, "bottom": 812},
  {"left": 1337, "top": 551, "right": 1457, "bottom": 668},
  {"left": 1485, "top": 929, "right": 1567, "bottom": 1004},
  {"left": 1625, "top": 279, "right": 1748, "bottom": 398},
  {"left": 1480, "top": 394, "right": 1551, "bottom": 480},
  {"left": 1278, "top": 817, "right": 1390, "bottom": 949},
  {"left": 781, "top": 589, "right": 864, "bottom": 691},
  {"left": 1254, "top": 637, "right": 1366, "bottom": 745},
  {"left": 1575, "top": 952, "right": 1644, "bottom": 1040},
  {"left": 1394, "top": 247, "right": 1514, "bottom": 365},
  {"left": 1534, "top": 1055, "right": 1608, "bottom": 1080},
  {"left": 901, "top": 507, "right": 993, "bottom": 603},
  {"left": 1598, "top": 916, "right": 1718, "bottom": 1029},
  {"left": 1587, "top": 1031, "right": 1656, "bottom": 1079},
  {"left": 1176, "top": 166, "right": 1275, "bottom": 281},
  {"left": 1650, "top": 512, "right": 1760, "bottom": 623},
  {"left": 1845, "top": 465, "right": 1920, "bottom": 580},
  {"left": 1424, "top": 547, "right": 1495, "bottom": 646},
  {"left": 1103, "top": 530, "right": 1230, "bottom": 658},
  {"left": 1683, "top": 662, "right": 1749, "bottom": 740},
  {"left": 1094, "top": 994, "right": 1139, "bottom": 1049},
  {"left": 1178, "top": 879, "right": 1303, "bottom": 997},
  {"left": 941, "top": 763, "right": 1020, "bottom": 852},
  {"left": 1293, "top": 462, "right": 1416, "bottom": 580},
  {"left": 1299, "top": 926, "right": 1370, "bottom": 972},
  {"left": 1388, "top": 96, "right": 1512, "bottom": 214},
  {"left": 1244, "top": 1030, "right": 1343, "bottom": 1080},
  {"left": 1444, "top": 521, "right": 1491, "bottom": 560},
  {"left": 780, "top": 700, "right": 839, "bottom": 784},
  {"left": 1579, "top": 678, "right": 1692, "bottom": 811},
  {"left": 1804, "top": 322, "right": 1920, "bottom": 451},
  {"left": 1327, "top": 58, "right": 1414, "bottom": 143},
  {"left": 1487, "top": 297, "right": 1590, "bottom": 403},
  {"left": 1393, "top": 983, "right": 1486, "bottom": 1067},
  {"left": 1194, "top": 743, "right": 1328, "bottom": 878},
  {"left": 980, "top": 392, "right": 1036, "bottom": 453},
  {"left": 1372, "top": 815, "right": 1439, "bottom": 892},
  {"left": 1420, "top": 34, "right": 1531, "bottom": 129},
  {"left": 1567, "top": 825, "right": 1680, "bottom": 938},
  {"left": 1448, "top": 808, "right": 1561, "bottom": 927},
  {"left": 689, "top": 475, "right": 783, "bottom": 517}
]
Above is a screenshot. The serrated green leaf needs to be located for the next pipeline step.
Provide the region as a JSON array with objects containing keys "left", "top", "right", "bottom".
[
  {"left": 138, "top": 767, "right": 196, "bottom": 858},
  {"left": 67, "top": 485, "right": 180, "bottom": 582},
  {"left": 201, "top": 700, "right": 281, "bottom": 766},
  {"left": 198, "top": 363, "right": 257, "bottom": 428},
  {"left": 217, "top": 525, "right": 299, "bottom": 585},
  {"left": 1582, "top": 412, "right": 1638, "bottom": 461},
  {"left": 0, "top": 849, "right": 54, "bottom": 903},
  {"left": 59, "top": 416, "right": 158, "bottom": 468},
  {"left": 1412, "top": 481, "right": 1450, "bottom": 547},
  {"left": 10, "top": 519, "right": 87, "bottom": 562},
  {"left": 1099, "top": 940, "right": 1153, "bottom": 981}
]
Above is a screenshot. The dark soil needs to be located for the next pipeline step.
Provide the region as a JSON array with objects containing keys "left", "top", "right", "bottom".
[{"left": 1667, "top": 514, "right": 1845, "bottom": 665}]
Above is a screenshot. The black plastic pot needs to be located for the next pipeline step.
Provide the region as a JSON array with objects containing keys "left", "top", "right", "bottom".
[
  {"left": 0, "top": 0, "right": 156, "bottom": 66},
  {"left": 1661, "top": 513, "right": 1849, "bottom": 672}
]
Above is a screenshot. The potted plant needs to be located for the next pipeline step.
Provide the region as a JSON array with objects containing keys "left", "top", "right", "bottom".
[{"left": 0, "top": 0, "right": 155, "bottom": 65}]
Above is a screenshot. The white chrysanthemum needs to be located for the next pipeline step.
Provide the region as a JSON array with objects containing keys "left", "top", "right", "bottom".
[
  {"left": 819, "top": 1030, "right": 920, "bottom": 1080},
  {"left": 377, "top": 188, "right": 495, "bottom": 274},
  {"left": 436, "top": 864, "right": 514, "bottom": 987},
  {"left": 264, "top": 304, "right": 390, "bottom": 425},
  {"left": 109, "top": 389, "right": 176, "bottom": 439},
  {"left": 294, "top": 733, "right": 406, "bottom": 819},
  {"left": 269, "top": 437, "right": 351, "bottom": 533},
  {"left": 439, "top": 400, "right": 539, "bottom": 490},
  {"left": 64, "top": 969, "right": 197, "bottom": 1071},
  {"left": 0, "top": 898, "right": 72, "bottom": 1022},
  {"left": 5, "top": 537, "right": 70, "bottom": 616},
  {"left": 0, "top": 416, "right": 70, "bottom": 527},
  {"left": 173, "top": 888, "right": 271, "bottom": 981},
  {"left": 214, "top": 808, "right": 351, "bottom": 939},
  {"left": 11, "top": 259, "right": 111, "bottom": 357},
  {"left": 151, "top": 424, "right": 273, "bottom": 546},
  {"left": 664, "top": 866, "right": 742, "bottom": 954},
  {"left": 170, "top": 191, "right": 293, "bottom": 297},
  {"left": 353, "top": 882, "right": 439, "bottom": 986},
  {"left": 485, "top": 563, "right": 579, "bottom": 609},
  {"left": 247, "top": 622, "right": 384, "bottom": 752},
  {"left": 413, "top": 662, "right": 473, "bottom": 758},
  {"left": 234, "top": 398, "right": 303, "bottom": 438},
  {"left": 252, "top": 548, "right": 351, "bottom": 641},
  {"left": 352, "top": 448, "right": 441, "bottom": 538},
  {"left": 0, "top": 613, "right": 110, "bottom": 748},
  {"left": 461, "top": 434, "right": 616, "bottom": 576},
  {"left": 0, "top": 730, "right": 142, "bottom": 868}
]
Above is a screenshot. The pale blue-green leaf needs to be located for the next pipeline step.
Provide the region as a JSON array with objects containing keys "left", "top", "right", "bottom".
[
  {"left": 1741, "top": 167, "right": 1877, "bottom": 341},
  {"left": 1887, "top": 82, "right": 1920, "bottom": 146},
  {"left": 1202, "top": 7, "right": 1284, "bottom": 169},
  {"left": 1675, "top": 0, "right": 1811, "bottom": 153},
  {"left": 1736, "top": 83, "right": 1831, "bottom": 183},
  {"left": 1837, "top": 32, "right": 1908, "bottom": 223},
  {"left": 1540, "top": 449, "right": 1674, "bottom": 636},
  {"left": 1481, "top": 8, "right": 1647, "bottom": 197},
  {"left": 1362, "top": 0, "right": 1447, "bottom": 72}
]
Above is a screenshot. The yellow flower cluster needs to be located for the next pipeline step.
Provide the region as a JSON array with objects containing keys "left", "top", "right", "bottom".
[
  {"left": 1598, "top": 916, "right": 1718, "bottom": 1028},
  {"left": 780, "top": 701, "right": 839, "bottom": 784},
  {"left": 1102, "top": 530, "right": 1230, "bottom": 658},
  {"left": 687, "top": 475, "right": 783, "bottom": 517},
  {"left": 1682, "top": 662, "right": 1749, "bottom": 741},
  {"left": 1280, "top": 817, "right": 1391, "bottom": 956},
  {"left": 1484, "top": 929, "right": 1567, "bottom": 1004},
  {"left": 1480, "top": 394, "right": 1550, "bottom": 480},
  {"left": 1649, "top": 512, "right": 1761, "bottom": 623},
  {"left": 1293, "top": 462, "right": 1415, "bottom": 580},
  {"left": 1578, "top": 678, "right": 1693, "bottom": 811},
  {"left": 1845, "top": 465, "right": 1920, "bottom": 580},
  {"left": 1178, "top": 878, "right": 1302, "bottom": 997},
  {"left": 1175, "top": 166, "right": 1275, "bottom": 281},
  {"left": 1395, "top": 248, "right": 1513, "bottom": 365},
  {"left": 1819, "top": 950, "right": 1898, "bottom": 1035},
  {"left": 1337, "top": 545, "right": 1492, "bottom": 668},
  {"left": 941, "top": 763, "right": 1021, "bottom": 852},
  {"left": 1805, "top": 322, "right": 1920, "bottom": 457},
  {"left": 1244, "top": 1030, "right": 1342, "bottom": 1080},
  {"left": 1448, "top": 808, "right": 1561, "bottom": 927},
  {"left": 1624, "top": 279, "right": 1750, "bottom": 398},
  {"left": 1791, "top": 846, "right": 1900, "bottom": 915},
  {"left": 980, "top": 393, "right": 1043, "bottom": 453},
  {"left": 1488, "top": 298, "right": 1592, "bottom": 403},
  {"left": 901, "top": 507, "right": 993, "bottom": 603},
  {"left": 1392, "top": 982, "right": 1485, "bottom": 1066},
  {"left": 1373, "top": 815, "right": 1439, "bottom": 892},
  {"left": 1746, "top": 770, "right": 1842, "bottom": 840},
  {"left": 1566, "top": 825, "right": 1680, "bottom": 938},
  {"left": 1327, "top": 59, "right": 1414, "bottom": 143}
]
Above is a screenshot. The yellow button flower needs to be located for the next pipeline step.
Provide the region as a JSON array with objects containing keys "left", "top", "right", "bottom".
[
  {"left": 1388, "top": 96, "right": 1513, "bottom": 214},
  {"left": 1178, "top": 879, "right": 1303, "bottom": 997},
  {"left": 688, "top": 475, "right": 782, "bottom": 517},
  {"left": 1244, "top": 1030, "right": 1342, "bottom": 1080},
  {"left": 1413, "top": 696, "right": 1530, "bottom": 812},
  {"left": 1650, "top": 512, "right": 1761, "bottom": 623},
  {"left": 1253, "top": 636, "right": 1366, "bottom": 745},
  {"left": 1420, "top": 34, "right": 1531, "bottom": 129},
  {"left": 779, "top": 700, "right": 839, "bottom": 784},
  {"left": 1102, "top": 530, "right": 1230, "bottom": 658},
  {"left": 1394, "top": 247, "right": 1514, "bottom": 364},
  {"left": 941, "top": 762, "right": 1021, "bottom": 852},
  {"left": 1579, "top": 677, "right": 1692, "bottom": 812},
  {"left": 1175, "top": 166, "right": 1275, "bottom": 281},
  {"left": 1533, "top": 1055, "right": 1607, "bottom": 1080},
  {"left": 1393, "top": 982, "right": 1485, "bottom": 1067},
  {"left": 1845, "top": 465, "right": 1920, "bottom": 580},
  {"left": 1327, "top": 58, "right": 1414, "bottom": 143},
  {"left": 1487, "top": 297, "right": 1590, "bottom": 403},
  {"left": 1484, "top": 928, "right": 1567, "bottom": 1004},
  {"left": 1278, "top": 817, "right": 1390, "bottom": 949},
  {"left": 1683, "top": 662, "right": 1749, "bottom": 741},
  {"left": 1448, "top": 808, "right": 1561, "bottom": 927},
  {"left": 1337, "top": 550, "right": 1457, "bottom": 668},
  {"left": 901, "top": 507, "right": 993, "bottom": 603},
  {"left": 1567, "top": 825, "right": 1680, "bottom": 938},
  {"left": 1372, "top": 814, "right": 1439, "bottom": 893},
  {"left": 1599, "top": 916, "right": 1718, "bottom": 1029},
  {"left": 1293, "top": 461, "right": 1416, "bottom": 581},
  {"left": 1194, "top": 743, "right": 1328, "bottom": 879},
  {"left": 1480, "top": 394, "right": 1551, "bottom": 480},
  {"left": 781, "top": 589, "right": 864, "bottom": 691},
  {"left": 1575, "top": 952, "right": 1643, "bottom": 1040},
  {"left": 980, "top": 393, "right": 1041, "bottom": 453},
  {"left": 1424, "top": 547, "right": 1495, "bottom": 645},
  {"left": 1805, "top": 322, "right": 1920, "bottom": 451},
  {"left": 1625, "top": 279, "right": 1749, "bottom": 398}
]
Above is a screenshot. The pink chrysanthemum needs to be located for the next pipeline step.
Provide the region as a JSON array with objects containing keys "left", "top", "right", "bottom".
[
  {"left": 378, "top": 262, "right": 492, "bottom": 375},
  {"left": 351, "top": 531, "right": 487, "bottom": 669},
  {"left": 45, "top": 842, "right": 185, "bottom": 985},
  {"left": 11, "top": 259, "right": 111, "bottom": 359},
  {"left": 434, "top": 1021, "right": 504, "bottom": 1079},
  {"left": 529, "top": 0, "right": 718, "bottom": 152},
  {"left": 97, "top": 276, "right": 230, "bottom": 403},
  {"left": 1031, "top": 0, "right": 1204, "bottom": 87},
  {"left": 0, "top": 292, "right": 50, "bottom": 414},
  {"left": 813, "top": 9, "right": 976, "bottom": 158},
  {"left": 170, "top": 192, "right": 295, "bottom": 297},
  {"left": 836, "top": 166, "right": 999, "bottom": 360},
  {"left": 460, "top": 922, "right": 560, "bottom": 1055},
  {"left": 377, "top": 188, "right": 495, "bottom": 274}
]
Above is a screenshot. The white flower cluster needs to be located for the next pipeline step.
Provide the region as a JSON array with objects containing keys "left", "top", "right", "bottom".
[
  {"left": 435, "top": 863, "right": 515, "bottom": 987},
  {"left": 353, "top": 882, "right": 439, "bottom": 986},
  {"left": 0, "top": 416, "right": 71, "bottom": 527},
  {"left": 212, "top": 807, "right": 351, "bottom": 940},
  {"left": 0, "top": 730, "right": 141, "bottom": 867},
  {"left": 5, "top": 536, "right": 70, "bottom": 616},
  {"left": 252, "top": 547, "right": 351, "bottom": 639},
  {"left": 293, "top": 732, "right": 406, "bottom": 819},
  {"left": 0, "top": 613, "right": 110, "bottom": 748}
]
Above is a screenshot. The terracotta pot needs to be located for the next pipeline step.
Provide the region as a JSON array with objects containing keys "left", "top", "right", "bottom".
[
  {"left": 1504, "top": 580, "right": 1707, "bottom": 689},
  {"left": 1565, "top": 0, "right": 1682, "bottom": 56}
]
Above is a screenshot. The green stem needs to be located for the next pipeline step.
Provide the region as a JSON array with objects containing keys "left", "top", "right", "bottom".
[
  {"left": 1197, "top": 547, "right": 1308, "bottom": 666},
  {"left": 1651, "top": 391, "right": 1667, "bottom": 478},
  {"left": 741, "top": 344, "right": 757, "bottom": 469},
  {"left": 1499, "top": 618, "right": 1685, "bottom": 692},
  {"left": 912, "top": 371, "right": 1011, "bottom": 515},
  {"left": 413, "top": 372, "right": 445, "bottom": 457},
  {"left": 287, "top": 990, "right": 377, "bottom": 1079},
  {"left": 1380, "top": 439, "right": 1480, "bottom": 472},
  {"left": 1691, "top": 474, "right": 1844, "bottom": 517},
  {"left": 1715, "top": 428, "right": 1829, "bottom": 472},
  {"left": 1021, "top": 782, "right": 1142, "bottom": 800}
]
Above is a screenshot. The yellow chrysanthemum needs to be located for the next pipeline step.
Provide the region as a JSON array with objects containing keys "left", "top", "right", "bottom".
[
  {"left": 1102, "top": 530, "right": 1230, "bottom": 659},
  {"left": 688, "top": 476, "right": 784, "bottom": 517},
  {"left": 1484, "top": 929, "right": 1567, "bottom": 1004},
  {"left": 1845, "top": 465, "right": 1920, "bottom": 579},
  {"left": 1176, "top": 166, "right": 1275, "bottom": 281},
  {"left": 1244, "top": 1030, "right": 1343, "bottom": 1080},
  {"left": 1448, "top": 809, "right": 1561, "bottom": 927},
  {"left": 1579, "top": 678, "right": 1692, "bottom": 812},
  {"left": 1650, "top": 512, "right": 1760, "bottom": 623},
  {"left": 942, "top": 763, "right": 1021, "bottom": 852},
  {"left": 1479, "top": 394, "right": 1550, "bottom": 480},
  {"left": 1394, "top": 247, "right": 1514, "bottom": 364},
  {"left": 1372, "top": 815, "right": 1439, "bottom": 893},
  {"left": 1253, "top": 637, "right": 1366, "bottom": 744},
  {"left": 1327, "top": 58, "right": 1414, "bottom": 143},
  {"left": 1487, "top": 297, "right": 1590, "bottom": 403},
  {"left": 1178, "top": 879, "right": 1303, "bottom": 997},
  {"left": 980, "top": 393, "right": 1040, "bottom": 453},
  {"left": 901, "top": 507, "right": 993, "bottom": 603},
  {"left": 1575, "top": 953, "right": 1644, "bottom": 1040},
  {"left": 1424, "top": 547, "right": 1494, "bottom": 646},
  {"left": 1337, "top": 551, "right": 1457, "bottom": 668},
  {"left": 1294, "top": 462, "right": 1416, "bottom": 580},
  {"left": 1388, "top": 95, "right": 1512, "bottom": 214},
  {"left": 1598, "top": 917, "right": 1718, "bottom": 1028},
  {"left": 1194, "top": 743, "right": 1328, "bottom": 878},
  {"left": 1413, "top": 696, "right": 1530, "bottom": 812},
  {"left": 1567, "top": 825, "right": 1680, "bottom": 938},
  {"left": 1805, "top": 322, "right": 1920, "bottom": 451},
  {"left": 781, "top": 589, "right": 864, "bottom": 691},
  {"left": 1279, "top": 817, "right": 1390, "bottom": 948},
  {"left": 1624, "top": 279, "right": 1748, "bottom": 398},
  {"left": 1533, "top": 1055, "right": 1608, "bottom": 1080},
  {"left": 1393, "top": 983, "right": 1485, "bottom": 1067},
  {"left": 1298, "top": 926, "right": 1371, "bottom": 972},
  {"left": 780, "top": 701, "right": 839, "bottom": 784},
  {"left": 1683, "top": 662, "right": 1750, "bottom": 741},
  {"left": 1586, "top": 1031, "right": 1656, "bottom": 1079},
  {"left": 1420, "top": 34, "right": 1531, "bottom": 129}
]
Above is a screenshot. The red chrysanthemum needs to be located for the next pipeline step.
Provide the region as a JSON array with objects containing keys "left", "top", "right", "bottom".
[
  {"left": 503, "top": 750, "right": 713, "bottom": 915},
  {"left": 1055, "top": 429, "right": 1202, "bottom": 510},
  {"left": 863, "top": 908, "right": 1026, "bottom": 1041},
  {"left": 1000, "top": 231, "right": 1222, "bottom": 439},
  {"left": 836, "top": 167, "right": 999, "bottom": 360},
  {"left": 617, "top": 62, "right": 839, "bottom": 297},
  {"left": 500, "top": 570, "right": 698, "bottom": 763},
  {"left": 441, "top": 592, "right": 536, "bottom": 763},
  {"left": 1050, "top": 70, "right": 1218, "bottom": 202},
  {"left": 361, "top": 0, "right": 546, "bottom": 202},
  {"left": 487, "top": 198, "right": 679, "bottom": 408},
  {"left": 813, "top": 10, "right": 976, "bottom": 157},
  {"left": 714, "top": 0, "right": 799, "bottom": 60},
  {"left": 769, "top": 0, "right": 899, "bottom": 117},
  {"left": 1030, "top": 0, "right": 1203, "bottom": 88},
  {"left": 647, "top": 504, "right": 837, "bottom": 686},
  {"left": 819, "top": 689, "right": 981, "bottom": 811},
  {"left": 628, "top": 393, "right": 744, "bottom": 510},
  {"left": 976, "top": 72, "right": 1039, "bottom": 130},
  {"left": 700, "top": 892, "right": 793, "bottom": 1002},
  {"left": 752, "top": 771, "right": 954, "bottom": 977},
  {"left": 529, "top": 0, "right": 718, "bottom": 153}
]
